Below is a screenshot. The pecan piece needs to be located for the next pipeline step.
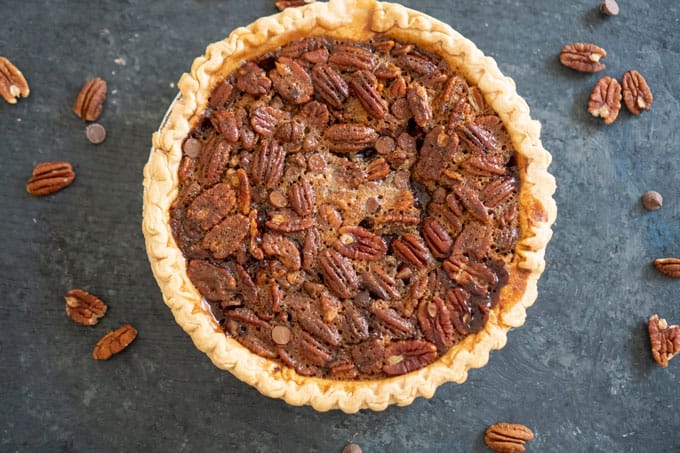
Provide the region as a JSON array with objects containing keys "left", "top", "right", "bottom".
[
  {"left": 26, "top": 162, "right": 76, "bottom": 196},
  {"left": 335, "top": 226, "right": 387, "bottom": 261},
  {"left": 365, "top": 157, "right": 390, "bottom": 181},
  {"left": 622, "top": 70, "right": 653, "bottom": 115},
  {"left": 324, "top": 123, "right": 378, "bottom": 153},
  {"left": 452, "top": 221, "right": 492, "bottom": 259},
  {"left": 201, "top": 214, "right": 249, "bottom": 259},
  {"left": 198, "top": 137, "right": 231, "bottom": 186},
  {"left": 588, "top": 76, "right": 622, "bottom": 125},
  {"left": 0, "top": 56, "right": 30, "bottom": 104},
  {"left": 226, "top": 307, "right": 270, "bottom": 329},
  {"left": 407, "top": 82, "right": 432, "bottom": 127},
  {"left": 92, "top": 324, "right": 137, "bottom": 360},
  {"left": 418, "top": 296, "right": 455, "bottom": 353},
  {"left": 250, "top": 105, "right": 286, "bottom": 136},
  {"left": 648, "top": 314, "right": 680, "bottom": 367},
  {"left": 235, "top": 169, "right": 251, "bottom": 215},
  {"left": 266, "top": 209, "right": 314, "bottom": 232},
  {"left": 210, "top": 110, "right": 239, "bottom": 142},
  {"left": 236, "top": 62, "right": 271, "bottom": 96},
  {"left": 485, "top": 422, "right": 535, "bottom": 453},
  {"left": 653, "top": 258, "right": 680, "bottom": 278},
  {"left": 370, "top": 300, "right": 414, "bottom": 335},
  {"left": 239, "top": 335, "right": 278, "bottom": 359},
  {"left": 302, "top": 227, "right": 320, "bottom": 270},
  {"left": 311, "top": 63, "right": 349, "bottom": 109},
  {"left": 452, "top": 183, "right": 489, "bottom": 223},
  {"left": 275, "top": 120, "right": 304, "bottom": 144},
  {"left": 392, "top": 234, "right": 431, "bottom": 269},
  {"left": 349, "top": 70, "right": 388, "bottom": 119},
  {"left": 443, "top": 255, "right": 497, "bottom": 297},
  {"left": 287, "top": 178, "right": 315, "bottom": 217},
  {"left": 73, "top": 77, "right": 107, "bottom": 121},
  {"left": 383, "top": 340, "right": 437, "bottom": 376},
  {"left": 456, "top": 120, "right": 499, "bottom": 154},
  {"left": 342, "top": 308, "right": 370, "bottom": 344},
  {"left": 398, "top": 50, "right": 438, "bottom": 75},
  {"left": 208, "top": 80, "right": 234, "bottom": 109},
  {"left": 64, "top": 289, "right": 108, "bottom": 326},
  {"left": 185, "top": 183, "right": 235, "bottom": 231},
  {"left": 297, "top": 311, "right": 341, "bottom": 346},
  {"left": 319, "top": 248, "right": 359, "bottom": 298},
  {"left": 360, "top": 265, "right": 400, "bottom": 301},
  {"left": 352, "top": 338, "right": 385, "bottom": 374},
  {"left": 446, "top": 287, "right": 472, "bottom": 336},
  {"left": 328, "top": 44, "right": 377, "bottom": 71},
  {"left": 186, "top": 260, "right": 237, "bottom": 302},
  {"left": 300, "top": 100, "right": 330, "bottom": 130},
  {"left": 269, "top": 57, "right": 314, "bottom": 104},
  {"left": 251, "top": 140, "right": 285, "bottom": 188},
  {"left": 422, "top": 217, "right": 452, "bottom": 259},
  {"left": 248, "top": 209, "right": 264, "bottom": 260},
  {"left": 481, "top": 177, "right": 518, "bottom": 208},
  {"left": 559, "top": 42, "right": 606, "bottom": 72},
  {"left": 427, "top": 201, "right": 463, "bottom": 237},
  {"left": 412, "top": 126, "right": 458, "bottom": 183},
  {"left": 262, "top": 233, "right": 301, "bottom": 271},
  {"left": 459, "top": 154, "right": 506, "bottom": 176}
]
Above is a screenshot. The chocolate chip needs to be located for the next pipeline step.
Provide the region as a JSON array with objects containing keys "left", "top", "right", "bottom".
[
  {"left": 183, "top": 137, "right": 202, "bottom": 158},
  {"left": 342, "top": 443, "right": 362, "bottom": 453},
  {"left": 375, "top": 135, "right": 396, "bottom": 154},
  {"left": 600, "top": 0, "right": 619, "bottom": 16},
  {"left": 271, "top": 325, "right": 291, "bottom": 345},
  {"left": 85, "top": 123, "right": 106, "bottom": 144},
  {"left": 307, "top": 153, "right": 326, "bottom": 173},
  {"left": 642, "top": 190, "right": 662, "bottom": 211},
  {"left": 269, "top": 190, "right": 288, "bottom": 208}
]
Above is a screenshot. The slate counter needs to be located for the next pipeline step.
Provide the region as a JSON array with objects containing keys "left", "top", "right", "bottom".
[{"left": 1, "top": 0, "right": 679, "bottom": 451}]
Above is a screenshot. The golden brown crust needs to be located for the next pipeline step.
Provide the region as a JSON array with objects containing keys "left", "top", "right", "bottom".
[{"left": 142, "top": 0, "right": 556, "bottom": 412}]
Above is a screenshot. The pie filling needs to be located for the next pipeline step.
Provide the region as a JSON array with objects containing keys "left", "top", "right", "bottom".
[{"left": 169, "top": 36, "right": 520, "bottom": 380}]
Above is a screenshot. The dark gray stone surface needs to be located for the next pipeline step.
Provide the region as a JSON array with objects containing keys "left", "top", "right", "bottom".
[{"left": 1, "top": 0, "right": 679, "bottom": 451}]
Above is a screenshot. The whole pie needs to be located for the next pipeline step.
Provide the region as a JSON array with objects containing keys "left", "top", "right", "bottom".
[{"left": 143, "top": 0, "right": 556, "bottom": 412}]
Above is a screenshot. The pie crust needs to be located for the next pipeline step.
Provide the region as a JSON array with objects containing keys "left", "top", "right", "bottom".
[{"left": 143, "top": 0, "right": 556, "bottom": 412}]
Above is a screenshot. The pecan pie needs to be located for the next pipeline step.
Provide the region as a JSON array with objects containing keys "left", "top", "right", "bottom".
[{"left": 143, "top": 0, "right": 556, "bottom": 412}]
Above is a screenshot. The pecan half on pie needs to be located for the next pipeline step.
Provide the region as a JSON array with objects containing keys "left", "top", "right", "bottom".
[{"left": 143, "top": 0, "right": 556, "bottom": 412}]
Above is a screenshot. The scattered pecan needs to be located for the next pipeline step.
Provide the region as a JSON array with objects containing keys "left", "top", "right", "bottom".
[
  {"left": 383, "top": 340, "right": 437, "bottom": 375},
  {"left": 412, "top": 126, "right": 458, "bottom": 183},
  {"left": 247, "top": 209, "right": 264, "bottom": 260},
  {"left": 208, "top": 80, "right": 234, "bottom": 109},
  {"left": 250, "top": 105, "right": 286, "bottom": 136},
  {"left": 360, "top": 265, "right": 400, "bottom": 301},
  {"left": 398, "top": 51, "right": 437, "bottom": 75},
  {"left": 185, "top": 183, "right": 235, "bottom": 231},
  {"left": 186, "top": 260, "right": 237, "bottom": 302},
  {"left": 73, "top": 77, "right": 107, "bottom": 122},
  {"left": 328, "top": 44, "right": 377, "bottom": 71},
  {"left": 296, "top": 329, "right": 333, "bottom": 366},
  {"left": 324, "top": 123, "right": 378, "bottom": 153},
  {"left": 211, "top": 110, "right": 240, "bottom": 142},
  {"left": 653, "top": 258, "right": 680, "bottom": 278},
  {"left": 302, "top": 227, "right": 320, "bottom": 270},
  {"left": 342, "top": 308, "right": 370, "bottom": 344},
  {"left": 236, "top": 62, "right": 271, "bottom": 96},
  {"left": 648, "top": 314, "right": 680, "bottom": 367},
  {"left": 201, "top": 214, "right": 249, "bottom": 259},
  {"left": 443, "top": 255, "right": 497, "bottom": 297},
  {"left": 484, "top": 422, "right": 535, "bottom": 453},
  {"left": 559, "top": 43, "right": 606, "bottom": 72},
  {"left": 366, "top": 157, "right": 391, "bottom": 181},
  {"left": 239, "top": 335, "right": 278, "bottom": 359},
  {"left": 392, "top": 234, "right": 431, "bottom": 269},
  {"left": 198, "top": 137, "right": 231, "bottom": 186},
  {"left": 418, "top": 296, "right": 455, "bottom": 353},
  {"left": 92, "top": 324, "right": 137, "bottom": 360},
  {"left": 288, "top": 178, "right": 315, "bottom": 217},
  {"left": 275, "top": 120, "right": 304, "bottom": 145},
  {"left": 588, "top": 76, "right": 622, "bottom": 125},
  {"left": 621, "top": 70, "right": 653, "bottom": 115},
  {"left": 459, "top": 154, "right": 506, "bottom": 176},
  {"left": 235, "top": 169, "right": 251, "bottom": 215},
  {"left": 269, "top": 57, "right": 314, "bottom": 104},
  {"left": 262, "top": 232, "right": 301, "bottom": 271},
  {"left": 251, "top": 140, "right": 285, "bottom": 188},
  {"left": 456, "top": 120, "right": 499, "bottom": 154},
  {"left": 407, "top": 82, "right": 432, "bottom": 127},
  {"left": 311, "top": 63, "right": 349, "bottom": 109},
  {"left": 64, "top": 289, "right": 108, "bottom": 326},
  {"left": 26, "top": 162, "right": 76, "bottom": 196},
  {"left": 335, "top": 226, "right": 387, "bottom": 261},
  {"left": 349, "top": 70, "right": 388, "bottom": 119},
  {"left": 422, "top": 217, "right": 452, "bottom": 259},
  {"left": 319, "top": 248, "right": 359, "bottom": 298},
  {"left": 427, "top": 201, "right": 462, "bottom": 237},
  {"left": 452, "top": 183, "right": 489, "bottom": 223},
  {"left": 297, "top": 311, "right": 341, "bottom": 346},
  {"left": 266, "top": 209, "right": 314, "bottom": 232},
  {"left": 370, "top": 300, "right": 414, "bottom": 335},
  {"left": 0, "top": 56, "right": 30, "bottom": 104},
  {"left": 300, "top": 100, "right": 330, "bottom": 130},
  {"left": 352, "top": 338, "right": 385, "bottom": 374},
  {"left": 227, "top": 307, "right": 270, "bottom": 329},
  {"left": 481, "top": 177, "right": 517, "bottom": 208},
  {"left": 446, "top": 287, "right": 472, "bottom": 336}
]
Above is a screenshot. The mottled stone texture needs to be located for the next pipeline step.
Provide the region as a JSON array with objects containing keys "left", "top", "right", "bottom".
[{"left": 1, "top": 0, "right": 679, "bottom": 451}]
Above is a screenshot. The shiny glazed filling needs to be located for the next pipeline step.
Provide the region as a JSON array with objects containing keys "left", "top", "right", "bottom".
[{"left": 170, "top": 36, "right": 520, "bottom": 379}]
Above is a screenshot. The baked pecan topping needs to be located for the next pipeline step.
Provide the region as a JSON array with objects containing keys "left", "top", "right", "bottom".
[
  {"left": 417, "top": 296, "right": 454, "bottom": 353},
  {"left": 456, "top": 119, "right": 499, "bottom": 154},
  {"left": 269, "top": 57, "right": 314, "bottom": 104},
  {"left": 186, "top": 260, "right": 237, "bottom": 302},
  {"left": 370, "top": 300, "right": 414, "bottom": 335},
  {"left": 266, "top": 209, "right": 314, "bottom": 232},
  {"left": 481, "top": 176, "right": 517, "bottom": 208},
  {"left": 312, "top": 63, "right": 349, "bottom": 109},
  {"left": 287, "top": 178, "right": 315, "bottom": 217},
  {"left": 251, "top": 140, "right": 285, "bottom": 188},
  {"left": 198, "top": 137, "right": 231, "bottom": 186},
  {"left": 211, "top": 110, "right": 239, "bottom": 142},
  {"left": 93, "top": 324, "right": 137, "bottom": 360},
  {"left": 319, "top": 248, "right": 359, "bottom": 298},
  {"left": 407, "top": 82, "right": 432, "bottom": 127},
  {"left": 413, "top": 126, "right": 458, "bottom": 183},
  {"left": 324, "top": 123, "right": 378, "bottom": 153},
  {"left": 26, "top": 162, "right": 76, "bottom": 196},
  {"left": 382, "top": 340, "right": 437, "bottom": 375},
  {"left": 588, "top": 76, "right": 622, "bottom": 125},
  {"left": 559, "top": 42, "right": 606, "bottom": 72},
  {"left": 422, "top": 217, "right": 452, "bottom": 259},
  {"left": 452, "top": 183, "right": 489, "bottom": 223},
  {"left": 648, "top": 314, "right": 680, "bottom": 367},
  {"left": 653, "top": 258, "right": 680, "bottom": 278},
  {"left": 443, "top": 255, "right": 497, "bottom": 296},
  {"left": 64, "top": 289, "right": 108, "bottom": 326},
  {"left": 392, "top": 234, "right": 431, "bottom": 269},
  {"left": 73, "top": 77, "right": 107, "bottom": 121},
  {"left": 250, "top": 105, "right": 286, "bottom": 136},
  {"left": 360, "top": 265, "right": 400, "bottom": 301},
  {"left": 208, "top": 80, "right": 234, "bottom": 109},
  {"left": 0, "top": 56, "right": 30, "bottom": 104},
  {"left": 349, "top": 70, "right": 388, "bottom": 119},
  {"left": 484, "top": 422, "right": 535, "bottom": 453},
  {"left": 366, "top": 157, "right": 391, "bottom": 181},
  {"left": 302, "top": 227, "right": 320, "bottom": 270},
  {"left": 459, "top": 154, "right": 506, "bottom": 176},
  {"left": 335, "top": 226, "right": 387, "bottom": 261},
  {"left": 236, "top": 62, "right": 271, "bottom": 96},
  {"left": 262, "top": 233, "right": 301, "bottom": 271},
  {"left": 202, "top": 214, "right": 249, "bottom": 259},
  {"left": 328, "top": 44, "right": 377, "bottom": 71},
  {"left": 185, "top": 183, "right": 235, "bottom": 231},
  {"left": 621, "top": 70, "right": 653, "bottom": 115}
]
